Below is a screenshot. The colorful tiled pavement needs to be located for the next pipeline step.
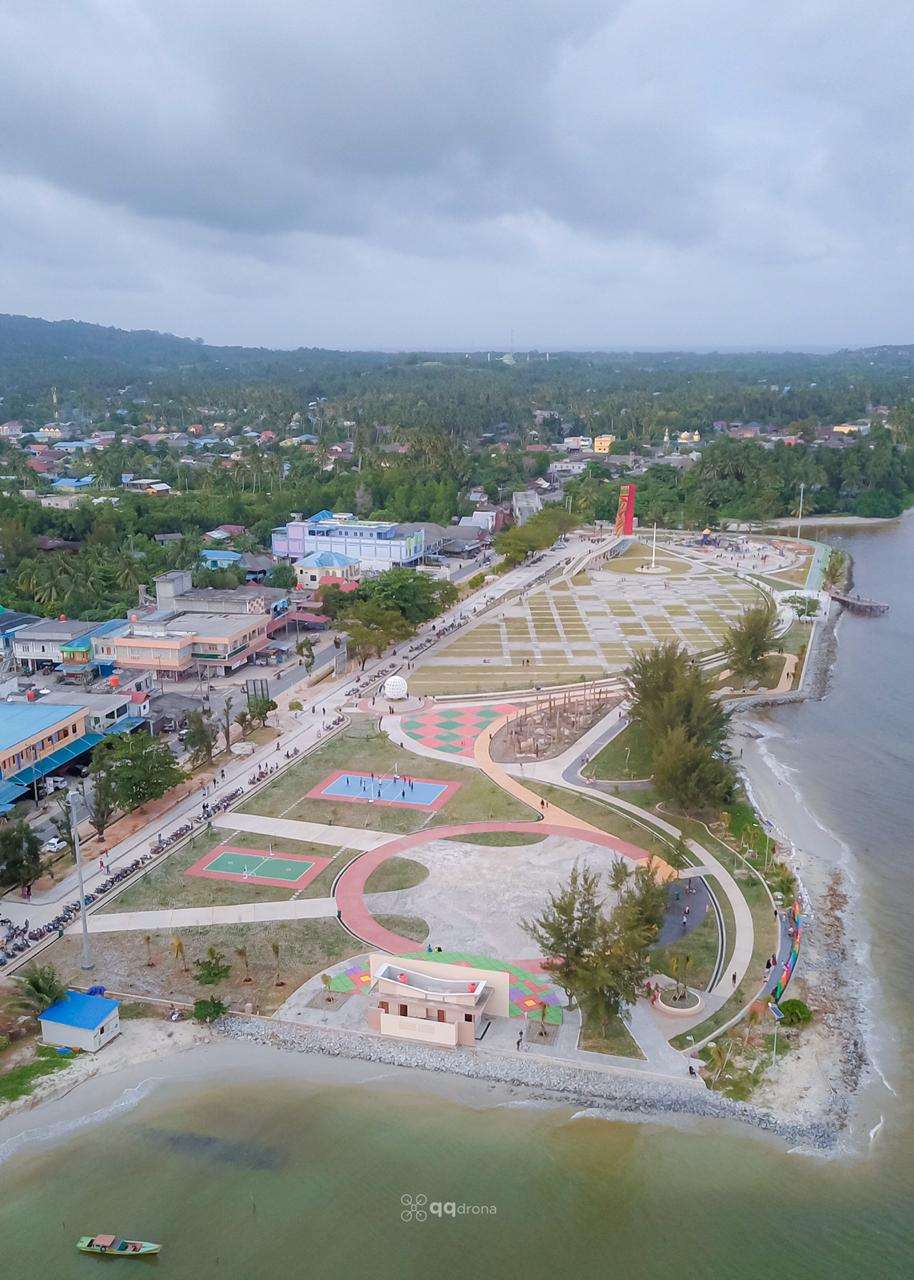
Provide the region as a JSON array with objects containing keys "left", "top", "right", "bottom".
[
  {"left": 328, "top": 952, "right": 563, "bottom": 1021},
  {"left": 400, "top": 703, "right": 518, "bottom": 757}
]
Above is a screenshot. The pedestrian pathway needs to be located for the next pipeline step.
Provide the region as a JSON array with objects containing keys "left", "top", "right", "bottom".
[
  {"left": 511, "top": 748, "right": 757, "bottom": 1000},
  {"left": 334, "top": 820, "right": 659, "bottom": 952},
  {"left": 72, "top": 897, "right": 340, "bottom": 934},
  {"left": 472, "top": 713, "right": 678, "bottom": 879},
  {"left": 211, "top": 812, "right": 387, "bottom": 850}
]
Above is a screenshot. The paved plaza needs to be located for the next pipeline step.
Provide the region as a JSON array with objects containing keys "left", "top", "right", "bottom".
[{"left": 409, "top": 542, "right": 765, "bottom": 694}]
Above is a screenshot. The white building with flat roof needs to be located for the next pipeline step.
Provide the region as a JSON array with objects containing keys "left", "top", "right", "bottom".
[{"left": 272, "top": 510, "right": 423, "bottom": 571}]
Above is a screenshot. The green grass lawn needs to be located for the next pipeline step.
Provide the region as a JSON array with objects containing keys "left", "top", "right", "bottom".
[
  {"left": 96, "top": 829, "right": 347, "bottom": 911},
  {"left": 238, "top": 722, "right": 536, "bottom": 833},
  {"left": 364, "top": 856, "right": 429, "bottom": 893},
  {"left": 523, "top": 780, "right": 671, "bottom": 863},
  {"left": 651, "top": 904, "right": 720, "bottom": 990},
  {"left": 580, "top": 1011, "right": 645, "bottom": 1059},
  {"left": 585, "top": 722, "right": 653, "bottom": 781},
  {"left": 668, "top": 819, "right": 779, "bottom": 1047},
  {"left": 443, "top": 831, "right": 546, "bottom": 847},
  {"left": 375, "top": 914, "right": 428, "bottom": 943},
  {"left": 0, "top": 1043, "right": 75, "bottom": 1103}
]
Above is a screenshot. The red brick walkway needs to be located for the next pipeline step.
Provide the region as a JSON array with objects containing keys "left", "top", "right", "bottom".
[{"left": 335, "top": 820, "right": 651, "bottom": 952}]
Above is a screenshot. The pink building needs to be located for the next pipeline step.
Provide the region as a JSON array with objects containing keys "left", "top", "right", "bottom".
[{"left": 366, "top": 954, "right": 510, "bottom": 1048}]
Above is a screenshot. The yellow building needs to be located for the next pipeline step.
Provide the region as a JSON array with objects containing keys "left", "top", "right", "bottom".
[{"left": 593, "top": 434, "right": 616, "bottom": 453}]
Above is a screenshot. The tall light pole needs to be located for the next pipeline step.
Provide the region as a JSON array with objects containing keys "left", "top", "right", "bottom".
[
  {"left": 68, "top": 790, "right": 93, "bottom": 971},
  {"left": 795, "top": 481, "right": 805, "bottom": 543}
]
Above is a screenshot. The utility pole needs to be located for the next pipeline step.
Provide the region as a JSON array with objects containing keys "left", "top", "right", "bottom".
[
  {"left": 68, "top": 791, "right": 93, "bottom": 971},
  {"left": 651, "top": 522, "right": 658, "bottom": 570},
  {"left": 796, "top": 482, "right": 805, "bottom": 542}
]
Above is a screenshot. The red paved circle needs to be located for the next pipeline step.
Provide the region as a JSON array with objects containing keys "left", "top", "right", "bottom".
[{"left": 335, "top": 820, "right": 651, "bottom": 953}]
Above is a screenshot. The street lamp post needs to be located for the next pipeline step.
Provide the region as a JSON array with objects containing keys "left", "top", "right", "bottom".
[
  {"left": 795, "top": 482, "right": 805, "bottom": 543},
  {"left": 68, "top": 790, "right": 94, "bottom": 971}
]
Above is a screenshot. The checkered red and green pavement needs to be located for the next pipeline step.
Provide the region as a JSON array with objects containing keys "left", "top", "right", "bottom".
[{"left": 400, "top": 704, "right": 518, "bottom": 757}]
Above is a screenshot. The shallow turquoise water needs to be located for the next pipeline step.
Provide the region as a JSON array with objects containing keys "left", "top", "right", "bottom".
[{"left": 2, "top": 519, "right": 914, "bottom": 1279}]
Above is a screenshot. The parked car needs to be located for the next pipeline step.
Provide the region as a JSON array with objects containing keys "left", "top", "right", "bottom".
[{"left": 41, "top": 836, "right": 67, "bottom": 854}]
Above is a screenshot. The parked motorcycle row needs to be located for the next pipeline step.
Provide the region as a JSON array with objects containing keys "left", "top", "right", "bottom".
[
  {"left": 0, "top": 852, "right": 158, "bottom": 964},
  {"left": 0, "top": 689, "right": 354, "bottom": 971}
]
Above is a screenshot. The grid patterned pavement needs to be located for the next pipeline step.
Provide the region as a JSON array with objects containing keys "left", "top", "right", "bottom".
[{"left": 410, "top": 555, "right": 764, "bottom": 694}]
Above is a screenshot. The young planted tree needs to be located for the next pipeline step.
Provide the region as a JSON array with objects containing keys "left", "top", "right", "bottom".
[
  {"left": 705, "top": 1039, "right": 732, "bottom": 1083},
  {"left": 144, "top": 934, "right": 156, "bottom": 967},
  {"left": 220, "top": 696, "right": 235, "bottom": 753},
  {"left": 234, "top": 946, "right": 252, "bottom": 983},
  {"left": 271, "top": 940, "right": 284, "bottom": 987},
  {"left": 194, "top": 947, "right": 232, "bottom": 985},
  {"left": 172, "top": 935, "right": 189, "bottom": 973},
  {"left": 320, "top": 973, "right": 333, "bottom": 1003},
  {"left": 724, "top": 603, "right": 779, "bottom": 678},
  {"left": 521, "top": 863, "right": 605, "bottom": 1007}
]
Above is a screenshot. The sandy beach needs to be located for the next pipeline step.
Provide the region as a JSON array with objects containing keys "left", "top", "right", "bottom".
[{"left": 735, "top": 716, "right": 880, "bottom": 1145}]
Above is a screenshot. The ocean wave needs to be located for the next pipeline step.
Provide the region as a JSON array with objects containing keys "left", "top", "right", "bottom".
[
  {"left": 742, "top": 723, "right": 898, "bottom": 1119},
  {"left": 0, "top": 1077, "right": 159, "bottom": 1167}
]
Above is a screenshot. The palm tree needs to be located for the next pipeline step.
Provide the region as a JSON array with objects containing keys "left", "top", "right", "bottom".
[
  {"left": 115, "top": 557, "right": 143, "bottom": 593},
  {"left": 172, "top": 936, "right": 188, "bottom": 973},
  {"left": 271, "top": 940, "right": 284, "bottom": 987},
  {"left": 705, "top": 1040, "right": 731, "bottom": 1083},
  {"left": 144, "top": 934, "right": 156, "bottom": 967},
  {"left": 13, "top": 964, "right": 66, "bottom": 1020},
  {"left": 235, "top": 946, "right": 252, "bottom": 983}
]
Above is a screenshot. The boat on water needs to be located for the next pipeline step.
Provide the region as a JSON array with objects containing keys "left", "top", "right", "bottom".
[{"left": 76, "top": 1235, "right": 160, "bottom": 1257}]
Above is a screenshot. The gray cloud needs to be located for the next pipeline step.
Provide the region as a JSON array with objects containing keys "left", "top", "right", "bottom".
[{"left": 1, "top": 1, "right": 912, "bottom": 348}]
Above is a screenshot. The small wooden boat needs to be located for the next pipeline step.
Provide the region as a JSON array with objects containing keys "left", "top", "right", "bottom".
[{"left": 76, "top": 1234, "right": 160, "bottom": 1257}]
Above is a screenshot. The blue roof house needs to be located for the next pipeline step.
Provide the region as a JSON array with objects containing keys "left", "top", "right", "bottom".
[
  {"left": 39, "top": 991, "right": 121, "bottom": 1053},
  {"left": 199, "top": 548, "right": 242, "bottom": 571}
]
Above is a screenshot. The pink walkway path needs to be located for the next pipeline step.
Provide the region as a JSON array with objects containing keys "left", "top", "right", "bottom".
[{"left": 335, "top": 819, "right": 651, "bottom": 952}]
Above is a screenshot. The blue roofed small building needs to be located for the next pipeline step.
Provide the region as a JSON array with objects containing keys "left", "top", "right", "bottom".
[
  {"left": 199, "top": 547, "right": 242, "bottom": 571},
  {"left": 39, "top": 991, "right": 121, "bottom": 1053},
  {"left": 292, "top": 549, "right": 360, "bottom": 590}
]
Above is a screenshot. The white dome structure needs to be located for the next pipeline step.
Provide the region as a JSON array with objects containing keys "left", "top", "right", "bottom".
[{"left": 383, "top": 674, "right": 409, "bottom": 701}]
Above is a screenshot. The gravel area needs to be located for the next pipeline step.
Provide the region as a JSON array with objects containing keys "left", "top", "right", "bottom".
[{"left": 217, "top": 1015, "right": 838, "bottom": 1150}]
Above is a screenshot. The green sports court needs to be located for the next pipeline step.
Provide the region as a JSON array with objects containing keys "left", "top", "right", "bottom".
[{"left": 185, "top": 844, "right": 331, "bottom": 890}]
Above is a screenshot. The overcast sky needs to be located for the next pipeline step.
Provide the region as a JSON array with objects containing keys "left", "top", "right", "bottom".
[{"left": 2, "top": 1, "right": 912, "bottom": 350}]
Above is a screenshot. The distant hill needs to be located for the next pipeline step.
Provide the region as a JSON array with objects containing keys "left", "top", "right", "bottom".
[
  {"left": 3, "top": 310, "right": 914, "bottom": 427},
  {"left": 0, "top": 313, "right": 396, "bottom": 406}
]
